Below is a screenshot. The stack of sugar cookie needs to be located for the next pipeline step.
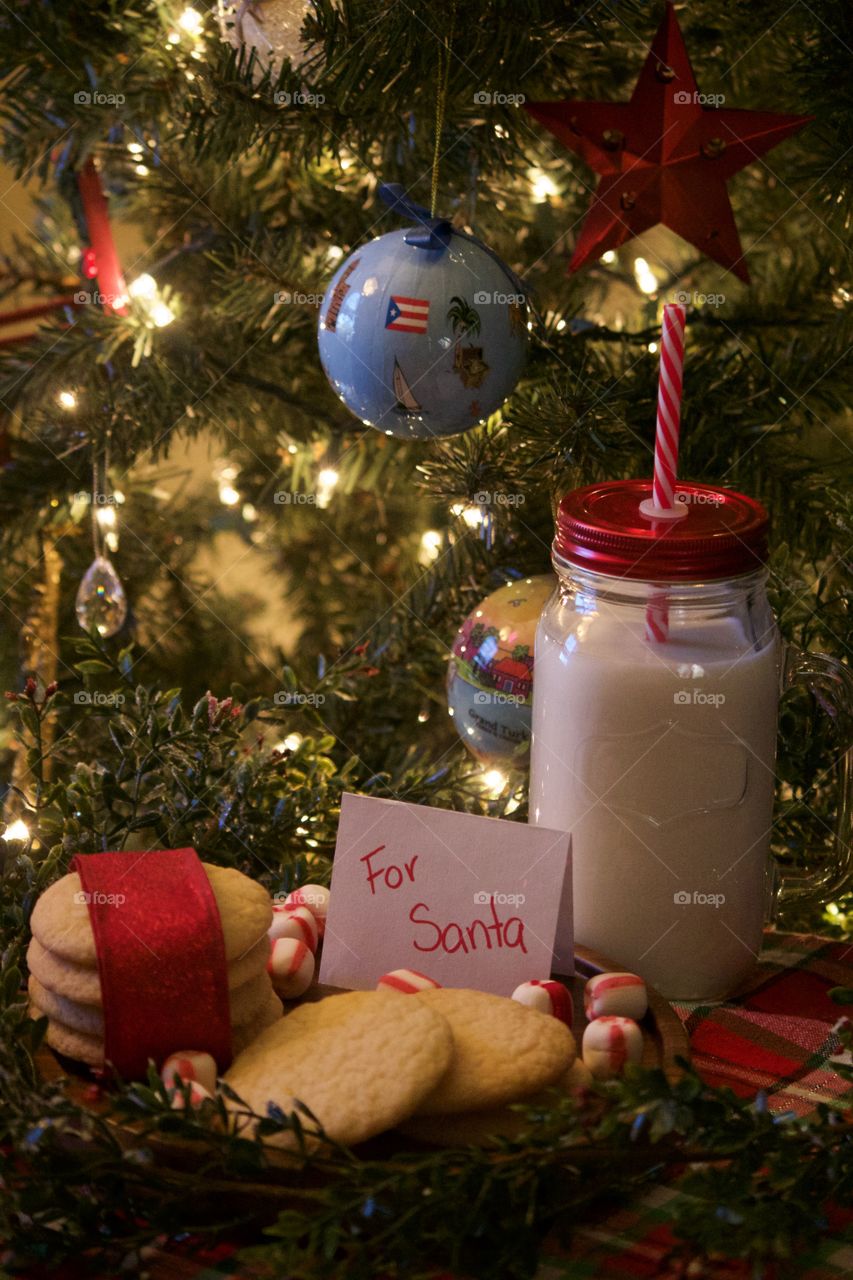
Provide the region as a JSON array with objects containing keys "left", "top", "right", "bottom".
[
  {"left": 224, "top": 986, "right": 578, "bottom": 1150},
  {"left": 27, "top": 863, "right": 282, "bottom": 1068}
]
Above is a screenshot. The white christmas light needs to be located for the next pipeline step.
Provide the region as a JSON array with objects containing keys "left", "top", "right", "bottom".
[
  {"left": 633, "top": 257, "right": 659, "bottom": 295},
  {"left": 127, "top": 142, "right": 144, "bottom": 156},
  {"left": 283, "top": 733, "right": 303, "bottom": 751},
  {"left": 316, "top": 467, "right": 339, "bottom": 508},
  {"left": 150, "top": 300, "right": 175, "bottom": 328},
  {"left": 129, "top": 274, "right": 157, "bottom": 301},
  {"left": 96, "top": 505, "right": 117, "bottom": 530},
  {"left": 5, "top": 818, "right": 29, "bottom": 842},
  {"left": 419, "top": 529, "right": 442, "bottom": 562},
  {"left": 529, "top": 168, "right": 559, "bottom": 202},
  {"left": 219, "top": 483, "right": 240, "bottom": 506},
  {"left": 481, "top": 769, "right": 507, "bottom": 796},
  {"left": 648, "top": 341, "right": 658, "bottom": 353},
  {"left": 135, "top": 164, "right": 150, "bottom": 177},
  {"left": 601, "top": 250, "right": 617, "bottom": 264},
  {"left": 58, "top": 390, "right": 77, "bottom": 410},
  {"left": 178, "top": 6, "right": 204, "bottom": 36}
]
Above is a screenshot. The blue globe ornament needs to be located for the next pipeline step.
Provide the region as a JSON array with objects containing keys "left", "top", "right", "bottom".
[{"left": 317, "top": 186, "right": 528, "bottom": 440}]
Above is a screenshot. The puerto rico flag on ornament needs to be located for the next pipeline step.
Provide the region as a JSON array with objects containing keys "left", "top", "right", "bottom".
[{"left": 385, "top": 294, "right": 430, "bottom": 334}]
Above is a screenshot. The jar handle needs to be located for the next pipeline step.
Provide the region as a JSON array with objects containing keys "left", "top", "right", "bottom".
[{"left": 774, "top": 646, "right": 853, "bottom": 916}]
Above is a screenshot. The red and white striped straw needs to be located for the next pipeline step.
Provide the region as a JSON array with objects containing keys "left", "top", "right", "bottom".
[
  {"left": 644, "top": 303, "right": 688, "bottom": 642},
  {"left": 651, "top": 303, "right": 686, "bottom": 510},
  {"left": 645, "top": 587, "right": 669, "bottom": 644}
]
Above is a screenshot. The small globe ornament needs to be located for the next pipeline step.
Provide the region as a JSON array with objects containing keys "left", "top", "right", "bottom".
[
  {"left": 447, "top": 575, "right": 554, "bottom": 765},
  {"left": 218, "top": 0, "right": 316, "bottom": 75},
  {"left": 317, "top": 229, "right": 528, "bottom": 440}
]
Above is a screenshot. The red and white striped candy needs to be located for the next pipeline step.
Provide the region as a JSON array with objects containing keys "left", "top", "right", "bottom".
[
  {"left": 582, "top": 1016, "right": 643, "bottom": 1080},
  {"left": 160, "top": 1050, "right": 217, "bottom": 1095},
  {"left": 284, "top": 884, "right": 330, "bottom": 937},
  {"left": 270, "top": 903, "right": 319, "bottom": 952},
  {"left": 511, "top": 979, "right": 573, "bottom": 1027},
  {"left": 267, "top": 937, "right": 315, "bottom": 998},
  {"left": 584, "top": 972, "right": 647, "bottom": 1021},
  {"left": 376, "top": 969, "right": 441, "bottom": 995},
  {"left": 169, "top": 1081, "right": 214, "bottom": 1110}
]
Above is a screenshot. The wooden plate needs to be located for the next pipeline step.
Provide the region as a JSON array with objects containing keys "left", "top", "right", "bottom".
[{"left": 34, "top": 947, "right": 688, "bottom": 1184}]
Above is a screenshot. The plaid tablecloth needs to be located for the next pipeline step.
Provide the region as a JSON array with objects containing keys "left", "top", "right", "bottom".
[{"left": 61, "top": 932, "right": 853, "bottom": 1280}]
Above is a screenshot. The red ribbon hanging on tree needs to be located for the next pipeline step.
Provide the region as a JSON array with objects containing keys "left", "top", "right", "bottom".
[
  {"left": 72, "top": 848, "right": 232, "bottom": 1079},
  {"left": 76, "top": 158, "right": 128, "bottom": 314}
]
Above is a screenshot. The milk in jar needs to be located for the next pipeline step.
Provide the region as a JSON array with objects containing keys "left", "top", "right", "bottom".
[{"left": 529, "top": 480, "right": 781, "bottom": 1000}]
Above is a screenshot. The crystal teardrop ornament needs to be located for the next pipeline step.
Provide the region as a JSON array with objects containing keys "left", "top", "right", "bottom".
[{"left": 75, "top": 555, "right": 128, "bottom": 637}]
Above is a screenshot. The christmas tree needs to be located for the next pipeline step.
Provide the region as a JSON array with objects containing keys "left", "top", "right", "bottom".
[{"left": 0, "top": 1, "right": 851, "bottom": 1273}]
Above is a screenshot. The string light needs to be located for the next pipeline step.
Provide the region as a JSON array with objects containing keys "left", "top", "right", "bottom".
[
  {"left": 4, "top": 818, "right": 29, "bottom": 842},
  {"left": 177, "top": 6, "right": 203, "bottom": 36},
  {"left": 601, "top": 250, "right": 617, "bottom": 264},
  {"left": 419, "top": 529, "right": 442, "bottom": 563},
  {"left": 135, "top": 164, "right": 150, "bottom": 177},
  {"left": 481, "top": 769, "right": 507, "bottom": 796},
  {"left": 316, "top": 467, "right": 339, "bottom": 509},
  {"left": 127, "top": 142, "right": 144, "bottom": 156},
  {"left": 219, "top": 483, "right": 240, "bottom": 506},
  {"left": 529, "top": 168, "right": 559, "bottom": 203},
  {"left": 633, "top": 257, "right": 659, "bottom": 295},
  {"left": 150, "top": 300, "right": 175, "bottom": 328},
  {"left": 58, "top": 390, "right": 77, "bottom": 410},
  {"left": 129, "top": 274, "right": 157, "bottom": 300},
  {"left": 128, "top": 274, "right": 176, "bottom": 328},
  {"left": 648, "top": 341, "right": 658, "bottom": 353},
  {"left": 450, "top": 502, "right": 485, "bottom": 528}
]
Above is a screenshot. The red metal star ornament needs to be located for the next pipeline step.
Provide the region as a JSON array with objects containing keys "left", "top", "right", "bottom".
[{"left": 524, "top": 4, "right": 812, "bottom": 283}]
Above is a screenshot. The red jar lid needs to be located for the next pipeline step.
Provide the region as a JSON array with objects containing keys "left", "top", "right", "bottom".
[{"left": 554, "top": 480, "right": 769, "bottom": 581}]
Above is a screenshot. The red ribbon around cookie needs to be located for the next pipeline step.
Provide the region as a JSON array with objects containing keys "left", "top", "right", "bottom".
[{"left": 72, "top": 848, "right": 232, "bottom": 1078}]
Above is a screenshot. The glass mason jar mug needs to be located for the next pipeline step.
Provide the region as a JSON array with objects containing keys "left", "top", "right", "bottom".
[{"left": 529, "top": 481, "right": 852, "bottom": 1001}]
